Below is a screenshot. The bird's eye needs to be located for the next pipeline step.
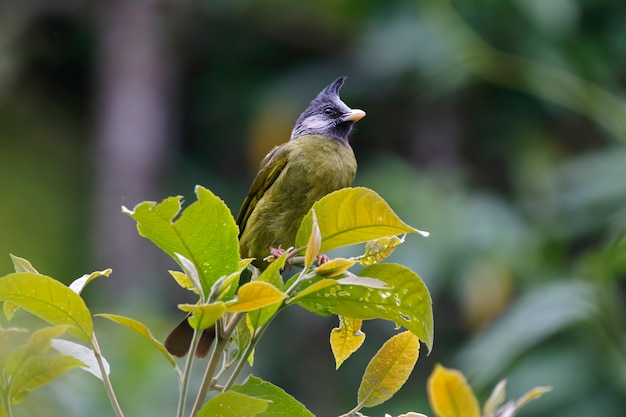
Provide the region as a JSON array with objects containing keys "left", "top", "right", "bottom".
[{"left": 323, "top": 107, "right": 334, "bottom": 116}]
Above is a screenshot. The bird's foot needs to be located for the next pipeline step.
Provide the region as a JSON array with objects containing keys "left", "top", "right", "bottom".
[
  {"left": 264, "top": 245, "right": 292, "bottom": 268},
  {"left": 269, "top": 246, "right": 286, "bottom": 258},
  {"left": 316, "top": 254, "right": 330, "bottom": 265}
]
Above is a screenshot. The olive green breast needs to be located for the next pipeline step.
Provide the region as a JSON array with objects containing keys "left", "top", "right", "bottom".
[{"left": 239, "top": 135, "right": 357, "bottom": 264}]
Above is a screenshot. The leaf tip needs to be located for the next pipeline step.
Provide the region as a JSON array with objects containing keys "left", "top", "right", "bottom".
[{"left": 194, "top": 184, "right": 206, "bottom": 195}]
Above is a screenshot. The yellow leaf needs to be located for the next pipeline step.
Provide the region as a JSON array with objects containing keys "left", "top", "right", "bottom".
[
  {"left": 239, "top": 258, "right": 255, "bottom": 269},
  {"left": 226, "top": 282, "right": 286, "bottom": 313},
  {"left": 316, "top": 258, "right": 357, "bottom": 277},
  {"left": 10, "top": 255, "right": 40, "bottom": 274},
  {"left": 515, "top": 385, "right": 552, "bottom": 409},
  {"left": 357, "top": 330, "right": 420, "bottom": 408},
  {"left": 305, "top": 210, "right": 322, "bottom": 268},
  {"left": 360, "top": 236, "right": 404, "bottom": 266},
  {"left": 246, "top": 253, "right": 287, "bottom": 329},
  {"left": 427, "top": 364, "right": 480, "bottom": 417},
  {"left": 483, "top": 379, "right": 507, "bottom": 417},
  {"left": 169, "top": 270, "right": 199, "bottom": 294},
  {"left": 178, "top": 302, "right": 227, "bottom": 330},
  {"left": 3, "top": 301, "right": 19, "bottom": 320},
  {"left": 330, "top": 316, "right": 365, "bottom": 369}
]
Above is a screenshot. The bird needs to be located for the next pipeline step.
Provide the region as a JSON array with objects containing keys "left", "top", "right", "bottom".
[
  {"left": 237, "top": 75, "right": 364, "bottom": 266},
  {"left": 164, "top": 76, "right": 365, "bottom": 357}
]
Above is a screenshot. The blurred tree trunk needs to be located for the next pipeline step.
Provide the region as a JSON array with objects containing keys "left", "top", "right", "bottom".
[{"left": 91, "top": 0, "right": 176, "bottom": 299}]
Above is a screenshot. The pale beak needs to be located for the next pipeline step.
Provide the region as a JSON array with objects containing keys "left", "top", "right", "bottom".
[{"left": 342, "top": 108, "right": 366, "bottom": 123}]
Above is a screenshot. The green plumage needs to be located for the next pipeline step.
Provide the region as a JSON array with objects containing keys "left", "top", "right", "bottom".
[{"left": 238, "top": 135, "right": 357, "bottom": 265}]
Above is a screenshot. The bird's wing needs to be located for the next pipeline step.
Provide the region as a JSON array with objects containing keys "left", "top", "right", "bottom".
[{"left": 236, "top": 145, "right": 289, "bottom": 238}]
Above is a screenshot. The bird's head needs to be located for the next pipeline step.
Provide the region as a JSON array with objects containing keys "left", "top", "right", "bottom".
[{"left": 290, "top": 76, "right": 366, "bottom": 143}]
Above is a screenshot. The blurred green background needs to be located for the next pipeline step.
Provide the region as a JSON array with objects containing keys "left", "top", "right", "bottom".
[{"left": 1, "top": 0, "right": 626, "bottom": 416}]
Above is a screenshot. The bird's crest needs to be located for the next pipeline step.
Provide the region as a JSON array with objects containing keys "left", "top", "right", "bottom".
[{"left": 318, "top": 76, "right": 347, "bottom": 98}]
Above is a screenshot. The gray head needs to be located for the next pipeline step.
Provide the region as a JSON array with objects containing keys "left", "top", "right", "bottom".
[{"left": 290, "top": 76, "right": 365, "bottom": 143}]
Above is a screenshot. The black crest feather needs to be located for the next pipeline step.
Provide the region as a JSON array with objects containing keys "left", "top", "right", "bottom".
[{"left": 318, "top": 76, "right": 347, "bottom": 98}]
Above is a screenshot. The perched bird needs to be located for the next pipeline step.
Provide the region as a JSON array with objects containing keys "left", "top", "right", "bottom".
[
  {"left": 238, "top": 75, "right": 364, "bottom": 266},
  {"left": 164, "top": 76, "right": 365, "bottom": 357}
]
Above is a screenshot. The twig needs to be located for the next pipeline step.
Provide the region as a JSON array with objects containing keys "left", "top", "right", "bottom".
[{"left": 91, "top": 334, "right": 125, "bottom": 417}]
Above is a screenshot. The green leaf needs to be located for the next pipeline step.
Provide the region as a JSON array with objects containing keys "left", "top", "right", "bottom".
[
  {"left": 232, "top": 375, "right": 315, "bottom": 417},
  {"left": 256, "top": 252, "right": 288, "bottom": 290},
  {"left": 226, "top": 282, "right": 286, "bottom": 313},
  {"left": 246, "top": 300, "right": 281, "bottom": 331},
  {"left": 0, "top": 328, "right": 28, "bottom": 344},
  {"left": 5, "top": 255, "right": 41, "bottom": 319},
  {"left": 427, "top": 364, "right": 480, "bottom": 417},
  {"left": 357, "top": 330, "right": 420, "bottom": 408},
  {"left": 0, "top": 328, "right": 28, "bottom": 368},
  {"left": 295, "top": 187, "right": 428, "bottom": 253},
  {"left": 9, "top": 255, "right": 40, "bottom": 274},
  {"left": 330, "top": 316, "right": 365, "bottom": 369},
  {"left": 335, "top": 275, "right": 388, "bottom": 289},
  {"left": 290, "top": 279, "right": 338, "bottom": 301},
  {"left": 51, "top": 339, "right": 110, "bottom": 380},
  {"left": 232, "top": 318, "right": 252, "bottom": 362},
  {"left": 2, "top": 328, "right": 85, "bottom": 404},
  {"left": 178, "top": 302, "right": 227, "bottom": 330},
  {"left": 97, "top": 313, "right": 177, "bottom": 368},
  {"left": 0, "top": 273, "right": 93, "bottom": 343},
  {"left": 69, "top": 269, "right": 112, "bottom": 295},
  {"left": 123, "top": 185, "right": 240, "bottom": 294},
  {"left": 10, "top": 355, "right": 85, "bottom": 404},
  {"left": 293, "top": 264, "right": 434, "bottom": 351},
  {"left": 6, "top": 326, "right": 69, "bottom": 375},
  {"left": 196, "top": 390, "right": 270, "bottom": 417},
  {"left": 26, "top": 325, "right": 69, "bottom": 354}
]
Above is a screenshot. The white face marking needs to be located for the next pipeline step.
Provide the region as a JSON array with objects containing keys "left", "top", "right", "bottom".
[{"left": 301, "top": 114, "right": 331, "bottom": 131}]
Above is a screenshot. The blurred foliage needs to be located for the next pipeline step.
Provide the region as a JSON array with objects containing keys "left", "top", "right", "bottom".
[{"left": 0, "top": 0, "right": 625, "bottom": 416}]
